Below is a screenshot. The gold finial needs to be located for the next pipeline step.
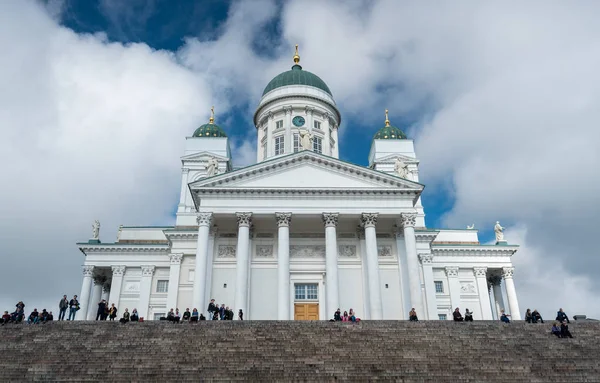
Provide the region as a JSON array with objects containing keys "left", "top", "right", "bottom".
[
  {"left": 293, "top": 44, "right": 300, "bottom": 65},
  {"left": 209, "top": 106, "right": 215, "bottom": 124},
  {"left": 385, "top": 109, "right": 390, "bottom": 127}
]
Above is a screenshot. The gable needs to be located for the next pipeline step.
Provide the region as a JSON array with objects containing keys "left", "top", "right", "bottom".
[{"left": 181, "top": 151, "right": 229, "bottom": 162}]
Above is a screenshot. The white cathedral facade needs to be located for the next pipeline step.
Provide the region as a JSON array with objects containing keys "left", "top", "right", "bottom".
[{"left": 76, "top": 48, "right": 521, "bottom": 321}]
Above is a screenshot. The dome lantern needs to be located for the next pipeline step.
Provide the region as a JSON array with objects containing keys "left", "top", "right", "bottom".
[
  {"left": 192, "top": 106, "right": 228, "bottom": 138},
  {"left": 373, "top": 109, "right": 407, "bottom": 140}
]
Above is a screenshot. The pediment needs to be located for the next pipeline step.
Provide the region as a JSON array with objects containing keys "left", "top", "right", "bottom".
[
  {"left": 181, "top": 151, "right": 229, "bottom": 162},
  {"left": 375, "top": 153, "right": 419, "bottom": 164},
  {"left": 190, "top": 152, "right": 423, "bottom": 191}
]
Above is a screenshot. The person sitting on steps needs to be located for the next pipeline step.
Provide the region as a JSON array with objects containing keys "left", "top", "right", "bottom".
[
  {"left": 27, "top": 309, "right": 39, "bottom": 324},
  {"left": 190, "top": 308, "right": 199, "bottom": 322},
  {"left": 1, "top": 311, "right": 11, "bottom": 325},
  {"left": 409, "top": 308, "right": 418, "bottom": 322},
  {"left": 120, "top": 308, "right": 130, "bottom": 324},
  {"left": 556, "top": 308, "right": 570, "bottom": 323},
  {"left": 182, "top": 308, "right": 191, "bottom": 322},
  {"left": 500, "top": 310, "right": 511, "bottom": 323},
  {"left": 464, "top": 309, "right": 473, "bottom": 322},
  {"left": 525, "top": 309, "right": 533, "bottom": 323},
  {"left": 333, "top": 308, "right": 342, "bottom": 321},
  {"left": 130, "top": 309, "right": 139, "bottom": 322},
  {"left": 560, "top": 321, "right": 573, "bottom": 338},
  {"left": 349, "top": 308, "right": 358, "bottom": 322},
  {"left": 453, "top": 308, "right": 464, "bottom": 322},
  {"left": 532, "top": 309, "right": 544, "bottom": 324},
  {"left": 551, "top": 321, "right": 562, "bottom": 337}
]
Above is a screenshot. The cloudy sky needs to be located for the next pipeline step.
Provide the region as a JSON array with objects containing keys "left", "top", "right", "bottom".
[{"left": 1, "top": 0, "right": 599, "bottom": 319}]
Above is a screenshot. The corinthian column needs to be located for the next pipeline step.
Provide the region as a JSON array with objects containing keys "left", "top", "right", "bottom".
[
  {"left": 234, "top": 212, "right": 252, "bottom": 318},
  {"left": 87, "top": 277, "right": 104, "bottom": 320},
  {"left": 401, "top": 213, "right": 424, "bottom": 317},
  {"left": 76, "top": 265, "right": 94, "bottom": 320},
  {"left": 488, "top": 275, "right": 505, "bottom": 319},
  {"left": 276, "top": 213, "right": 292, "bottom": 320},
  {"left": 362, "top": 213, "right": 383, "bottom": 319},
  {"left": 473, "top": 267, "right": 493, "bottom": 320},
  {"left": 193, "top": 212, "right": 212, "bottom": 312},
  {"left": 323, "top": 213, "right": 340, "bottom": 317},
  {"left": 503, "top": 267, "right": 521, "bottom": 320}
]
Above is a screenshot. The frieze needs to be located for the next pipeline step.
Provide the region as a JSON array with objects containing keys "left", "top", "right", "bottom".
[
  {"left": 290, "top": 233, "right": 325, "bottom": 239},
  {"left": 460, "top": 282, "right": 476, "bottom": 294},
  {"left": 290, "top": 245, "right": 325, "bottom": 258},
  {"left": 218, "top": 245, "right": 236, "bottom": 258},
  {"left": 338, "top": 245, "right": 357, "bottom": 258},
  {"left": 255, "top": 245, "right": 274, "bottom": 258},
  {"left": 124, "top": 282, "right": 140, "bottom": 292},
  {"left": 377, "top": 245, "right": 393, "bottom": 257}
]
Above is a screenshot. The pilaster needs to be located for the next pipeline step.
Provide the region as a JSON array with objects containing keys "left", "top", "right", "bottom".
[
  {"left": 167, "top": 253, "right": 183, "bottom": 311},
  {"left": 108, "top": 265, "right": 125, "bottom": 309},
  {"left": 138, "top": 265, "right": 155, "bottom": 320},
  {"left": 419, "top": 254, "right": 436, "bottom": 320},
  {"left": 445, "top": 266, "right": 461, "bottom": 316}
]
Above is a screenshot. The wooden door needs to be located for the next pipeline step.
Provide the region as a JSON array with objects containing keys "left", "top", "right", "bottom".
[{"left": 294, "top": 303, "right": 319, "bottom": 320}]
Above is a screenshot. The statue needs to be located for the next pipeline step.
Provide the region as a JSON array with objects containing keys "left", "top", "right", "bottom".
[
  {"left": 206, "top": 157, "right": 219, "bottom": 177},
  {"left": 92, "top": 220, "right": 100, "bottom": 239},
  {"left": 467, "top": 224, "right": 475, "bottom": 230},
  {"left": 300, "top": 130, "right": 313, "bottom": 151},
  {"left": 494, "top": 221, "right": 505, "bottom": 242},
  {"left": 394, "top": 158, "right": 409, "bottom": 178}
]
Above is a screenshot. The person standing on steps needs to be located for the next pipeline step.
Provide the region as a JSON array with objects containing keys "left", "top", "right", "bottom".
[
  {"left": 238, "top": 309, "right": 244, "bottom": 320},
  {"left": 409, "top": 308, "right": 418, "bottom": 321},
  {"left": 207, "top": 299, "right": 217, "bottom": 319},
  {"left": 96, "top": 299, "right": 107, "bottom": 321},
  {"left": 58, "top": 295, "right": 69, "bottom": 321},
  {"left": 108, "top": 303, "right": 118, "bottom": 321},
  {"left": 68, "top": 295, "right": 79, "bottom": 321}
]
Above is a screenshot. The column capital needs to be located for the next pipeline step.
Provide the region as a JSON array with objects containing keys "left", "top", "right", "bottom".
[
  {"left": 141, "top": 265, "right": 155, "bottom": 277},
  {"left": 488, "top": 275, "right": 502, "bottom": 286},
  {"left": 322, "top": 111, "right": 332, "bottom": 122},
  {"left": 419, "top": 254, "right": 433, "bottom": 265},
  {"left": 236, "top": 212, "right": 253, "bottom": 227},
  {"left": 111, "top": 265, "right": 126, "bottom": 276},
  {"left": 275, "top": 212, "right": 292, "bottom": 227},
  {"left": 267, "top": 111, "right": 274, "bottom": 120},
  {"left": 181, "top": 168, "right": 190, "bottom": 174},
  {"left": 502, "top": 267, "right": 515, "bottom": 279},
  {"left": 169, "top": 253, "right": 183, "bottom": 264},
  {"left": 361, "top": 213, "right": 378, "bottom": 228},
  {"left": 445, "top": 266, "right": 459, "bottom": 278},
  {"left": 322, "top": 213, "right": 339, "bottom": 227},
  {"left": 400, "top": 213, "right": 417, "bottom": 228},
  {"left": 196, "top": 212, "right": 213, "bottom": 227},
  {"left": 473, "top": 266, "right": 488, "bottom": 278},
  {"left": 284, "top": 105, "right": 293, "bottom": 114},
  {"left": 82, "top": 265, "right": 95, "bottom": 277},
  {"left": 304, "top": 106, "right": 314, "bottom": 115}
]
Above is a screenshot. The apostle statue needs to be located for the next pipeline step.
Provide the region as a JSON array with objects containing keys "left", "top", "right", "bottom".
[
  {"left": 494, "top": 221, "right": 505, "bottom": 242},
  {"left": 300, "top": 130, "right": 313, "bottom": 151},
  {"left": 206, "top": 157, "right": 219, "bottom": 177},
  {"left": 394, "top": 158, "right": 409, "bottom": 179},
  {"left": 92, "top": 220, "right": 100, "bottom": 239}
]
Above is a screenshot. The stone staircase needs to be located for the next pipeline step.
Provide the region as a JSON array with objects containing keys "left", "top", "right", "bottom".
[{"left": 1, "top": 321, "right": 599, "bottom": 382}]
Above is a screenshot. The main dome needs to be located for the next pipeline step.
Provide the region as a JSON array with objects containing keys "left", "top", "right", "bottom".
[{"left": 262, "top": 64, "right": 332, "bottom": 97}]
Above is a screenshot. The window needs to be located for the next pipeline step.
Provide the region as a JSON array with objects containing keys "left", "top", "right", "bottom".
[
  {"left": 313, "top": 136, "right": 322, "bottom": 154},
  {"left": 153, "top": 313, "right": 165, "bottom": 321},
  {"left": 295, "top": 284, "right": 318, "bottom": 301},
  {"left": 438, "top": 314, "right": 447, "bottom": 320},
  {"left": 434, "top": 281, "right": 444, "bottom": 293},
  {"left": 156, "top": 280, "right": 168, "bottom": 293},
  {"left": 263, "top": 143, "right": 267, "bottom": 159},
  {"left": 276, "top": 120, "right": 284, "bottom": 130},
  {"left": 275, "top": 136, "right": 285, "bottom": 155},
  {"left": 293, "top": 133, "right": 300, "bottom": 152},
  {"left": 313, "top": 120, "right": 321, "bottom": 130}
]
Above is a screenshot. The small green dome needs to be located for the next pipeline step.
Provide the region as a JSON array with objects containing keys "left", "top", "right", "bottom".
[
  {"left": 373, "top": 125, "right": 407, "bottom": 140},
  {"left": 192, "top": 123, "right": 227, "bottom": 138},
  {"left": 262, "top": 64, "right": 332, "bottom": 97}
]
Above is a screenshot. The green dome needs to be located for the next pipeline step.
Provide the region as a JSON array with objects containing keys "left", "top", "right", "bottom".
[
  {"left": 373, "top": 125, "right": 407, "bottom": 140},
  {"left": 262, "top": 64, "right": 332, "bottom": 96},
  {"left": 192, "top": 123, "right": 227, "bottom": 138}
]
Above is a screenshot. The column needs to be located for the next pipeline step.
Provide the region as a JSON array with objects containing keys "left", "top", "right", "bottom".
[
  {"left": 267, "top": 111, "right": 274, "bottom": 158},
  {"left": 394, "top": 227, "right": 410, "bottom": 318},
  {"left": 306, "top": 107, "right": 314, "bottom": 133},
  {"left": 357, "top": 226, "right": 370, "bottom": 319},
  {"left": 489, "top": 275, "right": 505, "bottom": 319},
  {"left": 234, "top": 212, "right": 252, "bottom": 318},
  {"left": 419, "top": 254, "right": 436, "bottom": 320},
  {"left": 167, "top": 254, "right": 183, "bottom": 311},
  {"left": 503, "top": 267, "right": 521, "bottom": 319},
  {"left": 177, "top": 168, "right": 189, "bottom": 212},
  {"left": 322, "top": 113, "right": 331, "bottom": 156},
  {"left": 76, "top": 265, "right": 94, "bottom": 320},
  {"left": 276, "top": 213, "right": 292, "bottom": 320},
  {"left": 362, "top": 213, "right": 383, "bottom": 319},
  {"left": 101, "top": 284, "right": 110, "bottom": 302},
  {"left": 401, "top": 213, "right": 424, "bottom": 317},
  {"left": 108, "top": 266, "right": 125, "bottom": 308},
  {"left": 204, "top": 226, "right": 218, "bottom": 311},
  {"left": 138, "top": 265, "right": 155, "bottom": 320},
  {"left": 87, "top": 277, "right": 104, "bottom": 320},
  {"left": 331, "top": 124, "right": 339, "bottom": 158},
  {"left": 193, "top": 212, "right": 212, "bottom": 311},
  {"left": 284, "top": 106, "right": 292, "bottom": 153},
  {"left": 445, "top": 266, "right": 461, "bottom": 315},
  {"left": 473, "top": 267, "right": 493, "bottom": 320},
  {"left": 323, "top": 213, "right": 340, "bottom": 317}
]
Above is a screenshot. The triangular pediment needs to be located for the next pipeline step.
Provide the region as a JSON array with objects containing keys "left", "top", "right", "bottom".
[
  {"left": 190, "top": 151, "right": 423, "bottom": 191},
  {"left": 181, "top": 151, "right": 229, "bottom": 162},
  {"left": 374, "top": 153, "right": 419, "bottom": 164}
]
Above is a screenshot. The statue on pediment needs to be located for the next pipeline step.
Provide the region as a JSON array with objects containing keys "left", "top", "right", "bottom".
[
  {"left": 300, "top": 130, "right": 313, "bottom": 151},
  {"left": 92, "top": 220, "right": 100, "bottom": 239},
  {"left": 206, "top": 157, "right": 219, "bottom": 177},
  {"left": 494, "top": 221, "right": 505, "bottom": 242},
  {"left": 394, "top": 158, "right": 409, "bottom": 178}
]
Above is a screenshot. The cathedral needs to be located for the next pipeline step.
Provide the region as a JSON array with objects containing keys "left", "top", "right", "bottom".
[{"left": 76, "top": 47, "right": 521, "bottom": 321}]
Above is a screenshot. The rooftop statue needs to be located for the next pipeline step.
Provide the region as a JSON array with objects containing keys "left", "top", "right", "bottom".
[
  {"left": 206, "top": 157, "right": 219, "bottom": 177},
  {"left": 92, "top": 220, "right": 100, "bottom": 240},
  {"left": 494, "top": 221, "right": 505, "bottom": 242}
]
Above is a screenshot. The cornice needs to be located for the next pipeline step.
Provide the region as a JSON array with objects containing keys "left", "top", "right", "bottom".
[
  {"left": 194, "top": 187, "right": 420, "bottom": 197},
  {"left": 78, "top": 243, "right": 170, "bottom": 254},
  {"left": 254, "top": 94, "right": 341, "bottom": 127},
  {"left": 432, "top": 245, "right": 518, "bottom": 257},
  {"left": 414, "top": 230, "right": 439, "bottom": 243}
]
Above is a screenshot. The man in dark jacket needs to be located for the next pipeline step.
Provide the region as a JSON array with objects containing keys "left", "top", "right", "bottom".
[
  {"left": 96, "top": 300, "right": 107, "bottom": 320},
  {"left": 58, "top": 295, "right": 69, "bottom": 321},
  {"left": 207, "top": 299, "right": 216, "bottom": 317},
  {"left": 68, "top": 295, "right": 79, "bottom": 321},
  {"left": 556, "top": 308, "right": 570, "bottom": 323}
]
